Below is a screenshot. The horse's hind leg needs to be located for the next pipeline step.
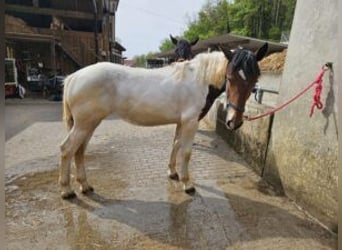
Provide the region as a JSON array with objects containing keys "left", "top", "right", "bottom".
[
  {"left": 74, "top": 127, "right": 97, "bottom": 194},
  {"left": 59, "top": 126, "right": 91, "bottom": 199},
  {"left": 168, "top": 123, "right": 181, "bottom": 180}
]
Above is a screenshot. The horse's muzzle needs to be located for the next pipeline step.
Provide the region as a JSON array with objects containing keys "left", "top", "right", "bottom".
[{"left": 226, "top": 120, "right": 243, "bottom": 130}]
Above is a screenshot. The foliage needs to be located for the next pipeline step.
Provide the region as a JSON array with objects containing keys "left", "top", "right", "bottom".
[
  {"left": 133, "top": 54, "right": 146, "bottom": 67},
  {"left": 184, "top": 0, "right": 230, "bottom": 41},
  {"left": 133, "top": 52, "right": 156, "bottom": 67},
  {"left": 159, "top": 38, "right": 174, "bottom": 52},
  {"left": 158, "top": 0, "right": 296, "bottom": 53},
  {"left": 132, "top": 0, "right": 296, "bottom": 65},
  {"left": 229, "top": 0, "right": 297, "bottom": 40}
]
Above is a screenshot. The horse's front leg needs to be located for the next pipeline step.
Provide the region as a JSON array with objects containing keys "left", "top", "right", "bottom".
[
  {"left": 168, "top": 123, "right": 181, "bottom": 180},
  {"left": 178, "top": 119, "right": 199, "bottom": 194}
]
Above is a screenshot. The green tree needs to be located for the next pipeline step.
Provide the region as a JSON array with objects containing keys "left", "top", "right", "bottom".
[
  {"left": 156, "top": 0, "right": 296, "bottom": 57},
  {"left": 183, "top": 0, "right": 230, "bottom": 40},
  {"left": 133, "top": 52, "right": 156, "bottom": 67},
  {"left": 229, "top": 0, "right": 296, "bottom": 40},
  {"left": 159, "top": 38, "right": 174, "bottom": 53},
  {"left": 133, "top": 54, "right": 146, "bottom": 67}
]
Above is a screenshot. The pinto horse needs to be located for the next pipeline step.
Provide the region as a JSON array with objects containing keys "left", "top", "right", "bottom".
[
  {"left": 199, "top": 43, "right": 268, "bottom": 121},
  {"left": 170, "top": 35, "right": 268, "bottom": 122},
  {"left": 170, "top": 35, "right": 224, "bottom": 120},
  {"left": 59, "top": 44, "right": 268, "bottom": 199}
]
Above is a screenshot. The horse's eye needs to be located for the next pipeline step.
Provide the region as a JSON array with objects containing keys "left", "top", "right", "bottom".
[{"left": 226, "top": 74, "right": 234, "bottom": 80}]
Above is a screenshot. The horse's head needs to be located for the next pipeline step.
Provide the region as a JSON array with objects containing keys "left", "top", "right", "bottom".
[
  {"left": 170, "top": 34, "right": 199, "bottom": 61},
  {"left": 223, "top": 43, "right": 268, "bottom": 130}
]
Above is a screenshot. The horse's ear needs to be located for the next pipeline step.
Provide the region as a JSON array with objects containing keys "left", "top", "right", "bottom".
[
  {"left": 216, "top": 44, "right": 233, "bottom": 61},
  {"left": 223, "top": 49, "right": 234, "bottom": 62},
  {"left": 255, "top": 42, "right": 268, "bottom": 61},
  {"left": 190, "top": 37, "right": 199, "bottom": 46},
  {"left": 170, "top": 34, "right": 178, "bottom": 45},
  {"left": 207, "top": 44, "right": 220, "bottom": 52}
]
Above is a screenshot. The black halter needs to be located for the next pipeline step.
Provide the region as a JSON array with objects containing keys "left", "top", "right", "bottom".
[
  {"left": 225, "top": 48, "right": 260, "bottom": 114},
  {"left": 226, "top": 101, "right": 245, "bottom": 113},
  {"left": 225, "top": 74, "right": 246, "bottom": 114}
]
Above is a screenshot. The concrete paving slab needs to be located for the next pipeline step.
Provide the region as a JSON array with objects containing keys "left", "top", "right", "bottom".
[{"left": 5, "top": 120, "right": 336, "bottom": 249}]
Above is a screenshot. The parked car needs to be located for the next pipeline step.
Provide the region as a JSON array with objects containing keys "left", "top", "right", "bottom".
[
  {"left": 43, "top": 75, "right": 65, "bottom": 101},
  {"left": 27, "top": 67, "right": 48, "bottom": 92}
]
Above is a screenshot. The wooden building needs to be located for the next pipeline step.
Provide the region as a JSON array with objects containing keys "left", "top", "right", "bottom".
[{"left": 4, "top": 0, "right": 125, "bottom": 83}]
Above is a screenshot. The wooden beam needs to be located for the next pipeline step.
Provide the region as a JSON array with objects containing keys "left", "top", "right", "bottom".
[
  {"left": 5, "top": 4, "right": 94, "bottom": 20},
  {"left": 51, "top": 39, "right": 56, "bottom": 74},
  {"left": 5, "top": 32, "right": 58, "bottom": 43}
]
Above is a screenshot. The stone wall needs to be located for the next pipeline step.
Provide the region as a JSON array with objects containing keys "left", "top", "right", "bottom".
[
  {"left": 216, "top": 103, "right": 275, "bottom": 180},
  {"left": 265, "top": 0, "right": 338, "bottom": 231},
  {"left": 216, "top": 0, "right": 338, "bottom": 232},
  {"left": 202, "top": 71, "right": 282, "bottom": 129}
]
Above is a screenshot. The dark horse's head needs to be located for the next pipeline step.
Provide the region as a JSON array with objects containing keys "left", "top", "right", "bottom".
[
  {"left": 222, "top": 43, "right": 268, "bottom": 130},
  {"left": 170, "top": 34, "right": 199, "bottom": 61}
]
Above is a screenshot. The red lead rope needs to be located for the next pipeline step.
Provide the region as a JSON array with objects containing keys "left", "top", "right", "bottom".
[
  {"left": 309, "top": 68, "right": 325, "bottom": 117},
  {"left": 245, "top": 64, "right": 330, "bottom": 121}
]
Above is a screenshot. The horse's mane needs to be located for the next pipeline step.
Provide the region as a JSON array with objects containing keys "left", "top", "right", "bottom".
[
  {"left": 171, "top": 51, "right": 228, "bottom": 88},
  {"left": 194, "top": 51, "right": 228, "bottom": 88},
  {"left": 230, "top": 48, "right": 260, "bottom": 80},
  {"left": 170, "top": 48, "right": 260, "bottom": 88}
]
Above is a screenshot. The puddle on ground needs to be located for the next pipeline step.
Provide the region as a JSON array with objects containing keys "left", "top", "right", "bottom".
[
  {"left": 5, "top": 166, "right": 336, "bottom": 250},
  {"left": 6, "top": 169, "right": 232, "bottom": 249},
  {"left": 5, "top": 127, "right": 336, "bottom": 249}
]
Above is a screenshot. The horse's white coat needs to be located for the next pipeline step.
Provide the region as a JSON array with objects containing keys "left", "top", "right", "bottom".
[{"left": 59, "top": 52, "right": 228, "bottom": 198}]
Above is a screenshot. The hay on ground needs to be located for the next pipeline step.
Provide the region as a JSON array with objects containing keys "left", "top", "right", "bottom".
[{"left": 259, "top": 49, "right": 287, "bottom": 72}]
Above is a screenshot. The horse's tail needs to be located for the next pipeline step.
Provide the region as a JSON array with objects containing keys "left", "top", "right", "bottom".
[{"left": 62, "top": 75, "right": 74, "bottom": 131}]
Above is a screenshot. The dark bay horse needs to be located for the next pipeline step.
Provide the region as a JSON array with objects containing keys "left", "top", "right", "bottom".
[{"left": 170, "top": 34, "right": 199, "bottom": 62}]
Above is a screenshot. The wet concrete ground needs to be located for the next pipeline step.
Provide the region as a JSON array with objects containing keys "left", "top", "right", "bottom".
[
  {"left": 5, "top": 101, "right": 336, "bottom": 249},
  {"left": 4, "top": 99, "right": 62, "bottom": 141}
]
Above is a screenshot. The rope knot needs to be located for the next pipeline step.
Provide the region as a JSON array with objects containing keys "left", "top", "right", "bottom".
[
  {"left": 309, "top": 66, "right": 329, "bottom": 117},
  {"left": 246, "top": 64, "right": 331, "bottom": 121}
]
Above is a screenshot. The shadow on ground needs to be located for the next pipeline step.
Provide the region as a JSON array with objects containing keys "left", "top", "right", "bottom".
[{"left": 5, "top": 168, "right": 335, "bottom": 250}]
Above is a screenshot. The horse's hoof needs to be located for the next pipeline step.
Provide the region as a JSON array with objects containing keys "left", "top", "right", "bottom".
[
  {"left": 61, "top": 190, "right": 77, "bottom": 199},
  {"left": 185, "top": 187, "right": 196, "bottom": 195},
  {"left": 81, "top": 186, "right": 94, "bottom": 194},
  {"left": 168, "top": 173, "right": 179, "bottom": 181}
]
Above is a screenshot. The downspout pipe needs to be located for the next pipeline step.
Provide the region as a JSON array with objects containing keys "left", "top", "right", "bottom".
[{"left": 92, "top": 0, "right": 99, "bottom": 62}]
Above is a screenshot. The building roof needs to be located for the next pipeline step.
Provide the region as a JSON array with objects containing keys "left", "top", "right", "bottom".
[
  {"left": 154, "top": 33, "right": 287, "bottom": 59},
  {"left": 114, "top": 41, "right": 126, "bottom": 52}
]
